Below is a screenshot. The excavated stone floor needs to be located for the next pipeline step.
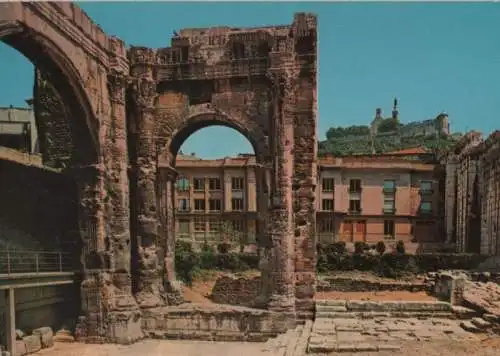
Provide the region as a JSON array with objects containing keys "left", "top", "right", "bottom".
[
  {"left": 308, "top": 317, "right": 479, "bottom": 353},
  {"left": 36, "top": 340, "right": 271, "bottom": 356}
]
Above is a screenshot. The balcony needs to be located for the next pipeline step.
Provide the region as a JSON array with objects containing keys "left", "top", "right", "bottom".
[
  {"left": 383, "top": 207, "right": 396, "bottom": 215},
  {"left": 348, "top": 209, "right": 362, "bottom": 215},
  {"left": 177, "top": 207, "right": 191, "bottom": 213},
  {"left": 419, "top": 189, "right": 434, "bottom": 196},
  {"left": 418, "top": 209, "right": 433, "bottom": 216},
  {"left": 383, "top": 187, "right": 396, "bottom": 194},
  {"left": 348, "top": 188, "right": 362, "bottom": 194}
]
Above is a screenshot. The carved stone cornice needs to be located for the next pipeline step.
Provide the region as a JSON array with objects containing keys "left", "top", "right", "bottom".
[
  {"left": 131, "top": 77, "right": 157, "bottom": 110},
  {"left": 107, "top": 70, "right": 127, "bottom": 104}
]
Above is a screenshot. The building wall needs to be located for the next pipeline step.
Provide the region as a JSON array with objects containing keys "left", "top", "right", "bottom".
[
  {"left": 170, "top": 156, "right": 258, "bottom": 248},
  {"left": 316, "top": 158, "right": 440, "bottom": 245},
  {"left": 0, "top": 160, "right": 79, "bottom": 252}
]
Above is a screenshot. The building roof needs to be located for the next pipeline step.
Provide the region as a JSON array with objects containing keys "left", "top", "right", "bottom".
[{"left": 384, "top": 147, "right": 428, "bottom": 155}]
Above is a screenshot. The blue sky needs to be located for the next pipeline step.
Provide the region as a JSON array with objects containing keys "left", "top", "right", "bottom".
[{"left": 1, "top": 2, "right": 499, "bottom": 158}]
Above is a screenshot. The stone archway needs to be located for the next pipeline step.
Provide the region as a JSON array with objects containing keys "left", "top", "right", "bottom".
[
  {"left": 127, "top": 13, "right": 318, "bottom": 320},
  {"left": 0, "top": 3, "right": 140, "bottom": 343}
]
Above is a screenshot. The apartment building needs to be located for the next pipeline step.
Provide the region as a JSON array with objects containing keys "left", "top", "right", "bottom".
[
  {"left": 171, "top": 154, "right": 258, "bottom": 246},
  {"left": 316, "top": 149, "right": 442, "bottom": 244},
  {"left": 168, "top": 149, "right": 442, "bottom": 247}
]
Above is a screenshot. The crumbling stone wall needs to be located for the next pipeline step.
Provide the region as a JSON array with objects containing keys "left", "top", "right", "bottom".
[
  {"left": 2, "top": 3, "right": 141, "bottom": 343},
  {"left": 127, "top": 13, "right": 318, "bottom": 316},
  {"left": 210, "top": 275, "right": 260, "bottom": 306},
  {"left": 478, "top": 131, "right": 500, "bottom": 255},
  {"left": 444, "top": 131, "right": 483, "bottom": 253},
  {"left": 2, "top": 3, "right": 319, "bottom": 343},
  {"left": 446, "top": 131, "right": 500, "bottom": 257}
]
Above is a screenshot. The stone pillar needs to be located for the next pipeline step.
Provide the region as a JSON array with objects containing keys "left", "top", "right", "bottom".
[
  {"left": 159, "top": 166, "right": 184, "bottom": 305},
  {"left": 292, "top": 72, "right": 318, "bottom": 320},
  {"left": 75, "top": 163, "right": 140, "bottom": 344},
  {"left": 444, "top": 156, "right": 459, "bottom": 244},
  {"left": 266, "top": 70, "right": 296, "bottom": 313},
  {"left": 130, "top": 76, "right": 165, "bottom": 309}
]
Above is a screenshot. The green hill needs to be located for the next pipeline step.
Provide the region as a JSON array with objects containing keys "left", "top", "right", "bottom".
[{"left": 318, "top": 123, "right": 462, "bottom": 156}]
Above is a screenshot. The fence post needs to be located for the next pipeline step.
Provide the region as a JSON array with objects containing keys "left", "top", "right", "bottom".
[
  {"left": 35, "top": 253, "right": 39, "bottom": 274},
  {"left": 58, "top": 252, "right": 62, "bottom": 272}
]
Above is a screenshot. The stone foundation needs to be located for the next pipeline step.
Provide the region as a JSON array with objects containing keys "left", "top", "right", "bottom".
[
  {"left": 141, "top": 304, "right": 296, "bottom": 342},
  {"left": 318, "top": 276, "right": 427, "bottom": 293}
]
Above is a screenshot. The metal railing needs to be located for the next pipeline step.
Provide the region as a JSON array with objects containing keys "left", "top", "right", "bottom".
[{"left": 0, "top": 250, "right": 74, "bottom": 275}]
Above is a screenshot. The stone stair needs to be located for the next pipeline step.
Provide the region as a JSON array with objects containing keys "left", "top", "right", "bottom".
[
  {"left": 308, "top": 300, "right": 483, "bottom": 353},
  {"left": 261, "top": 321, "right": 313, "bottom": 356},
  {"left": 460, "top": 315, "right": 500, "bottom": 334},
  {"left": 315, "top": 300, "right": 459, "bottom": 319}
]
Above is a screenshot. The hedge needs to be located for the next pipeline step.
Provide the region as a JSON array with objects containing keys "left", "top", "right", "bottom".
[
  {"left": 316, "top": 241, "right": 489, "bottom": 278},
  {"left": 175, "top": 241, "right": 259, "bottom": 284},
  {"left": 174, "top": 240, "right": 490, "bottom": 283}
]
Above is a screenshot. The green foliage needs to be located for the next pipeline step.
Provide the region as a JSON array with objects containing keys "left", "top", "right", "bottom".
[
  {"left": 175, "top": 241, "right": 201, "bottom": 286},
  {"left": 175, "top": 241, "right": 259, "bottom": 283},
  {"left": 319, "top": 122, "right": 460, "bottom": 156},
  {"left": 395, "top": 240, "right": 406, "bottom": 254},
  {"left": 375, "top": 241, "right": 386, "bottom": 255},
  {"left": 326, "top": 125, "right": 370, "bottom": 140},
  {"left": 316, "top": 242, "right": 489, "bottom": 278},
  {"left": 377, "top": 117, "right": 401, "bottom": 133}
]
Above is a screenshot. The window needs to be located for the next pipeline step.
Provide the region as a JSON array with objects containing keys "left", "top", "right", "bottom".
[
  {"left": 232, "top": 219, "right": 246, "bottom": 232},
  {"left": 383, "top": 180, "right": 396, "bottom": 193},
  {"left": 209, "top": 178, "right": 221, "bottom": 191},
  {"left": 383, "top": 197, "right": 395, "bottom": 213},
  {"left": 209, "top": 219, "right": 222, "bottom": 233},
  {"left": 232, "top": 177, "right": 244, "bottom": 191},
  {"left": 194, "top": 199, "right": 205, "bottom": 211},
  {"left": 420, "top": 181, "right": 433, "bottom": 194},
  {"left": 349, "top": 199, "right": 361, "bottom": 213},
  {"left": 420, "top": 201, "right": 432, "bottom": 214},
  {"left": 349, "top": 179, "right": 362, "bottom": 193},
  {"left": 384, "top": 220, "right": 395, "bottom": 239},
  {"left": 177, "top": 198, "right": 189, "bottom": 212},
  {"left": 320, "top": 218, "right": 334, "bottom": 233},
  {"left": 176, "top": 176, "right": 190, "bottom": 191},
  {"left": 232, "top": 198, "right": 244, "bottom": 211},
  {"left": 177, "top": 219, "right": 190, "bottom": 234},
  {"left": 193, "top": 178, "right": 205, "bottom": 191},
  {"left": 321, "top": 199, "right": 334, "bottom": 211},
  {"left": 209, "top": 199, "right": 222, "bottom": 211},
  {"left": 194, "top": 217, "right": 205, "bottom": 232},
  {"left": 322, "top": 178, "right": 334, "bottom": 192}
]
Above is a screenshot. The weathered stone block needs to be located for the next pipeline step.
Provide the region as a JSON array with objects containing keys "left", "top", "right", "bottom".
[
  {"left": 14, "top": 340, "right": 26, "bottom": 356},
  {"left": 21, "top": 336, "right": 41, "bottom": 354},
  {"left": 32, "top": 327, "right": 54, "bottom": 348}
]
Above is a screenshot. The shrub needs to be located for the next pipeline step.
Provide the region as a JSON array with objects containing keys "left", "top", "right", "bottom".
[
  {"left": 395, "top": 240, "right": 406, "bottom": 254},
  {"left": 217, "top": 242, "right": 232, "bottom": 254},
  {"left": 354, "top": 241, "right": 368, "bottom": 254},
  {"left": 174, "top": 241, "right": 200, "bottom": 285},
  {"left": 329, "top": 241, "right": 347, "bottom": 255},
  {"left": 375, "top": 241, "right": 386, "bottom": 255}
]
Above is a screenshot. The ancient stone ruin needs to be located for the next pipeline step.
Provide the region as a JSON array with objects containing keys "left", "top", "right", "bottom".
[{"left": 0, "top": 3, "right": 317, "bottom": 343}]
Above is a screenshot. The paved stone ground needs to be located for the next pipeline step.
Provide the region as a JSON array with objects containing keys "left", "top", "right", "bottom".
[
  {"left": 308, "top": 317, "right": 481, "bottom": 353},
  {"left": 37, "top": 340, "right": 271, "bottom": 356}
]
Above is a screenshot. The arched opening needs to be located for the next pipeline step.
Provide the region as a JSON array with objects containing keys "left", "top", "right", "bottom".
[
  {"left": 157, "top": 118, "right": 271, "bottom": 307},
  {"left": 0, "top": 23, "right": 99, "bottom": 340}
]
